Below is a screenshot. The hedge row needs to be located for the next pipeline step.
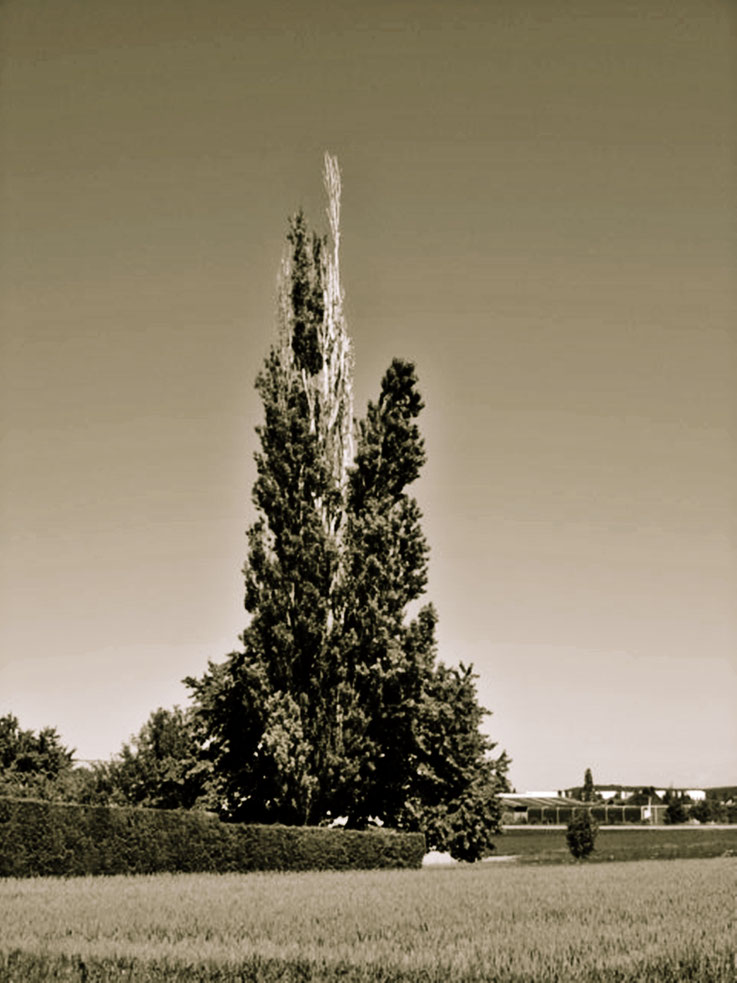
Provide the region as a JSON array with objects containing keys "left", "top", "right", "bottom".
[{"left": 0, "top": 798, "right": 425, "bottom": 877}]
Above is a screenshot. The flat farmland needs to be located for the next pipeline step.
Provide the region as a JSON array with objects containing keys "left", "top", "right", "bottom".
[
  {"left": 494, "top": 824, "right": 737, "bottom": 863},
  {"left": 1, "top": 857, "right": 736, "bottom": 982}
]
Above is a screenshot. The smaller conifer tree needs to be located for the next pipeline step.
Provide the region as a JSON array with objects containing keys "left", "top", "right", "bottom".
[
  {"left": 581, "top": 767, "right": 595, "bottom": 802},
  {"left": 566, "top": 808, "right": 598, "bottom": 859}
]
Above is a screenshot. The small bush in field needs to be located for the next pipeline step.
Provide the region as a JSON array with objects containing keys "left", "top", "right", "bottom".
[{"left": 566, "top": 809, "right": 598, "bottom": 859}]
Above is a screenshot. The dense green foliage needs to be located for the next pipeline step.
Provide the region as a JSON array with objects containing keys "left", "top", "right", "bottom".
[
  {"left": 566, "top": 808, "right": 598, "bottom": 859},
  {"left": 0, "top": 714, "right": 112, "bottom": 806},
  {"left": 0, "top": 714, "right": 75, "bottom": 801},
  {"left": 581, "top": 767, "right": 595, "bottom": 802},
  {"left": 690, "top": 797, "right": 729, "bottom": 823},
  {"left": 0, "top": 710, "right": 212, "bottom": 812},
  {"left": 0, "top": 798, "right": 424, "bottom": 877},
  {"left": 664, "top": 794, "right": 689, "bottom": 825},
  {"left": 186, "top": 206, "right": 353, "bottom": 828},
  {"left": 0, "top": 714, "right": 72, "bottom": 777},
  {"left": 331, "top": 360, "right": 434, "bottom": 829},
  {"left": 330, "top": 361, "right": 508, "bottom": 856},
  {"left": 186, "top": 166, "right": 507, "bottom": 859},
  {"left": 2, "top": 860, "right": 735, "bottom": 982},
  {"left": 96, "top": 707, "right": 211, "bottom": 811}
]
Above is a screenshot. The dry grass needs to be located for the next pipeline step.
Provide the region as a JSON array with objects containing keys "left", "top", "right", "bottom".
[{"left": 1, "top": 858, "right": 735, "bottom": 981}]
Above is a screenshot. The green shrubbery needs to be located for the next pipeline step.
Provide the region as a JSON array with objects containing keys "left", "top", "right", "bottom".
[
  {"left": 664, "top": 798, "right": 689, "bottom": 825},
  {"left": 566, "top": 809, "right": 598, "bottom": 859},
  {"left": 0, "top": 798, "right": 424, "bottom": 877}
]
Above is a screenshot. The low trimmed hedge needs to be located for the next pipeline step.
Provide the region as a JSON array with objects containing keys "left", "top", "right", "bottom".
[{"left": 0, "top": 798, "right": 425, "bottom": 877}]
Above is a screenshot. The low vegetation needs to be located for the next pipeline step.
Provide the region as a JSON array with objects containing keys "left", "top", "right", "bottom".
[
  {"left": 494, "top": 824, "right": 737, "bottom": 863},
  {"left": 1, "top": 858, "right": 735, "bottom": 981},
  {"left": 565, "top": 808, "right": 598, "bottom": 859},
  {"left": 0, "top": 798, "right": 424, "bottom": 877}
]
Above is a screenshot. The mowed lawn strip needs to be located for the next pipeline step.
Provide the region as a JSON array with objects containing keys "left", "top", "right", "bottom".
[
  {"left": 493, "top": 824, "right": 737, "bottom": 862},
  {"left": 1, "top": 858, "right": 735, "bottom": 982}
]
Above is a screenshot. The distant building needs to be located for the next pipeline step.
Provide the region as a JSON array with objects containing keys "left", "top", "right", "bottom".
[
  {"left": 561, "top": 783, "right": 706, "bottom": 803},
  {"left": 598, "top": 789, "right": 620, "bottom": 802},
  {"left": 500, "top": 785, "right": 717, "bottom": 825},
  {"left": 501, "top": 783, "right": 713, "bottom": 826},
  {"left": 499, "top": 793, "right": 584, "bottom": 825}
]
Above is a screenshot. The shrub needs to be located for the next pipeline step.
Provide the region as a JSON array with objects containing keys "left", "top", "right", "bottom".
[
  {"left": 566, "top": 809, "right": 598, "bottom": 859},
  {"left": 664, "top": 798, "right": 689, "bottom": 825},
  {"left": 691, "top": 799, "right": 727, "bottom": 824},
  {"left": 0, "top": 798, "right": 425, "bottom": 877}
]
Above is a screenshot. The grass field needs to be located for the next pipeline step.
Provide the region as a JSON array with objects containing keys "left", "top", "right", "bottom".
[
  {"left": 493, "top": 824, "right": 737, "bottom": 863},
  {"left": 1, "top": 857, "right": 735, "bottom": 982}
]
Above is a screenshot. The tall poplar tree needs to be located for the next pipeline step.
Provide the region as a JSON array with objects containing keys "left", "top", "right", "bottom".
[
  {"left": 188, "top": 156, "right": 508, "bottom": 857},
  {"left": 331, "top": 358, "right": 432, "bottom": 826},
  {"left": 582, "top": 767, "right": 596, "bottom": 803},
  {"left": 187, "top": 157, "right": 352, "bottom": 824}
]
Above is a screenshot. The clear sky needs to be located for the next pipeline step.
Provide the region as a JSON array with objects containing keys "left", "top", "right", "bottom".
[{"left": 1, "top": 0, "right": 735, "bottom": 792}]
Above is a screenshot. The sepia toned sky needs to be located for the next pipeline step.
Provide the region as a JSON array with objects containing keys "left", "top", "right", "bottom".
[{"left": 1, "top": 0, "right": 735, "bottom": 792}]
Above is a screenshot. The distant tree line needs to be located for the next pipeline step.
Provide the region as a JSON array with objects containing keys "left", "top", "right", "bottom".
[
  {"left": 0, "top": 708, "right": 206, "bottom": 810},
  {"left": 4, "top": 712, "right": 735, "bottom": 832},
  {"left": 564, "top": 768, "right": 736, "bottom": 824}
]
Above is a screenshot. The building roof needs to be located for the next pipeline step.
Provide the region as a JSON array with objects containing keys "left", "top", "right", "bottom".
[{"left": 500, "top": 794, "right": 584, "bottom": 809}]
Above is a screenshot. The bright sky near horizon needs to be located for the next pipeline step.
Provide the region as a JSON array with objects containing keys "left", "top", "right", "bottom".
[{"left": 1, "top": 0, "right": 735, "bottom": 793}]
